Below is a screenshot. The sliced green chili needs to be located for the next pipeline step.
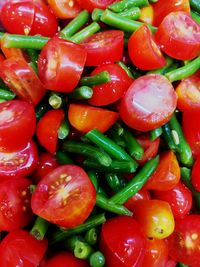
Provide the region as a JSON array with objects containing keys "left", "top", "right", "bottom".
[{"left": 80, "top": 71, "right": 111, "bottom": 87}]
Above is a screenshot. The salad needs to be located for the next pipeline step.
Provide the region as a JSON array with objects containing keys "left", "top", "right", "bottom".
[{"left": 0, "top": 0, "right": 200, "bottom": 266}]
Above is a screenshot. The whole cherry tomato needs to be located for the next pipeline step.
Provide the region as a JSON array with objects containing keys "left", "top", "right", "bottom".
[
  {"left": 77, "top": 0, "right": 115, "bottom": 12},
  {"left": 191, "top": 156, "right": 200, "bottom": 192},
  {"left": 124, "top": 188, "right": 151, "bottom": 212}
]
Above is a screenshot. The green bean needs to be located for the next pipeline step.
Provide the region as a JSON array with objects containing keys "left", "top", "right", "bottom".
[
  {"left": 150, "top": 127, "right": 163, "bottom": 141},
  {"left": 85, "top": 228, "right": 98, "bottom": 245},
  {"left": 117, "top": 61, "right": 134, "bottom": 78},
  {"left": 147, "top": 57, "right": 174, "bottom": 75},
  {"left": 26, "top": 48, "right": 39, "bottom": 73},
  {"left": 48, "top": 93, "right": 64, "bottom": 109},
  {"left": 162, "top": 123, "right": 177, "bottom": 151},
  {"left": 0, "top": 89, "right": 15, "bottom": 100},
  {"left": 191, "top": 10, "right": 200, "bottom": 24},
  {"left": 30, "top": 217, "right": 49, "bottom": 241},
  {"left": 69, "top": 22, "right": 100, "bottom": 43},
  {"left": 92, "top": 8, "right": 104, "bottom": 21},
  {"left": 107, "top": 128, "right": 126, "bottom": 148},
  {"left": 65, "top": 235, "right": 83, "bottom": 251},
  {"left": 56, "top": 151, "right": 74, "bottom": 165},
  {"left": 117, "top": 6, "right": 141, "bottom": 20},
  {"left": 67, "top": 86, "right": 93, "bottom": 100},
  {"left": 80, "top": 71, "right": 111, "bottom": 87},
  {"left": 89, "top": 251, "right": 106, "bottom": 267},
  {"left": 105, "top": 173, "right": 124, "bottom": 192},
  {"left": 74, "top": 241, "right": 93, "bottom": 260},
  {"left": 58, "top": 118, "right": 70, "bottom": 140},
  {"left": 35, "top": 102, "right": 49, "bottom": 121},
  {"left": 108, "top": 0, "right": 149, "bottom": 13},
  {"left": 88, "top": 170, "right": 98, "bottom": 191},
  {"left": 190, "top": 0, "right": 200, "bottom": 13},
  {"left": 178, "top": 263, "right": 188, "bottom": 267}
]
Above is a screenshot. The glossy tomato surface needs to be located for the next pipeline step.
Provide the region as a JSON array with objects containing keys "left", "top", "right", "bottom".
[
  {"left": 191, "top": 156, "right": 200, "bottom": 192},
  {"left": 77, "top": 0, "right": 115, "bottom": 12},
  {"left": 124, "top": 188, "right": 151, "bottom": 212}
]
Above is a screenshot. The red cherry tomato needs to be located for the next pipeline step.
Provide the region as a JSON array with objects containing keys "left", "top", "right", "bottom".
[
  {"left": 128, "top": 25, "right": 166, "bottom": 70},
  {"left": 81, "top": 30, "right": 124, "bottom": 66},
  {"left": 144, "top": 150, "right": 180, "bottom": 191},
  {"left": 155, "top": 11, "right": 200, "bottom": 60},
  {"left": 88, "top": 64, "right": 133, "bottom": 106},
  {"left": 0, "top": 229, "right": 48, "bottom": 266},
  {"left": 68, "top": 104, "right": 119, "bottom": 133},
  {"left": 124, "top": 188, "right": 151, "bottom": 212},
  {"left": 0, "top": 141, "right": 38, "bottom": 180},
  {"left": 153, "top": 181, "right": 192, "bottom": 219},
  {"left": 165, "top": 258, "right": 177, "bottom": 267},
  {"left": 77, "top": 0, "right": 115, "bottom": 12},
  {"left": 0, "top": 177, "right": 33, "bottom": 231},
  {"left": 38, "top": 37, "right": 87, "bottom": 92},
  {"left": 119, "top": 74, "right": 177, "bottom": 131},
  {"left": 183, "top": 109, "right": 200, "bottom": 158},
  {"left": 31, "top": 165, "right": 96, "bottom": 228},
  {"left": 100, "top": 216, "right": 146, "bottom": 267},
  {"left": 0, "top": 57, "right": 46, "bottom": 105},
  {"left": 0, "top": 100, "right": 36, "bottom": 152},
  {"left": 168, "top": 214, "right": 200, "bottom": 266},
  {"left": 191, "top": 156, "right": 200, "bottom": 192},
  {"left": 36, "top": 109, "right": 65, "bottom": 154},
  {"left": 142, "top": 238, "right": 168, "bottom": 267}
]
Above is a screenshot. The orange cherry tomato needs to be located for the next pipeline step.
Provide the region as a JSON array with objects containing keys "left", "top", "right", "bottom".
[{"left": 138, "top": 4, "right": 154, "bottom": 25}]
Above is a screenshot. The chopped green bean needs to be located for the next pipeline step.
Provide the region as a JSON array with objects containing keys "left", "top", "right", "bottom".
[
  {"left": 30, "top": 217, "right": 49, "bottom": 241},
  {"left": 67, "top": 86, "right": 93, "bottom": 100},
  {"left": 150, "top": 127, "right": 163, "bottom": 141},
  {"left": 58, "top": 118, "right": 70, "bottom": 140},
  {"left": 0, "top": 89, "right": 15, "bottom": 100},
  {"left": 69, "top": 22, "right": 100, "bottom": 43},
  {"left": 85, "top": 228, "right": 98, "bottom": 245},
  {"left": 56, "top": 151, "right": 74, "bottom": 165},
  {"left": 89, "top": 251, "right": 106, "bottom": 267},
  {"left": 117, "top": 61, "right": 134, "bottom": 78},
  {"left": 88, "top": 171, "right": 98, "bottom": 191},
  {"left": 108, "top": 0, "right": 149, "bottom": 13},
  {"left": 74, "top": 241, "right": 93, "bottom": 260},
  {"left": 80, "top": 71, "right": 111, "bottom": 87}
]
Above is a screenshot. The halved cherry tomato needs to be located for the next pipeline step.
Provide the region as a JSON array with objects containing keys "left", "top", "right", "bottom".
[
  {"left": 153, "top": 181, "right": 192, "bottom": 219},
  {"left": 168, "top": 214, "right": 200, "bottom": 266},
  {"left": 36, "top": 109, "right": 65, "bottom": 154},
  {"left": 144, "top": 150, "right": 180, "bottom": 191},
  {"left": 0, "top": 54, "right": 5, "bottom": 63},
  {"left": 31, "top": 165, "right": 96, "bottom": 228},
  {"left": 165, "top": 258, "right": 177, "bottom": 267},
  {"left": 100, "top": 216, "right": 146, "bottom": 267},
  {"left": 128, "top": 25, "right": 166, "bottom": 70},
  {"left": 134, "top": 200, "right": 175, "bottom": 239},
  {"left": 124, "top": 188, "right": 151, "bottom": 212},
  {"left": 38, "top": 36, "right": 87, "bottom": 92},
  {"left": 0, "top": 141, "right": 38, "bottom": 180},
  {"left": 88, "top": 64, "right": 133, "bottom": 106},
  {"left": 119, "top": 74, "right": 177, "bottom": 131},
  {"left": 68, "top": 104, "right": 119, "bottom": 133},
  {"left": 47, "top": 0, "right": 82, "bottom": 19},
  {"left": 0, "top": 229, "right": 48, "bottom": 266},
  {"left": 152, "top": 0, "right": 190, "bottom": 26},
  {"left": 138, "top": 4, "right": 154, "bottom": 25},
  {"left": 77, "top": 0, "right": 115, "bottom": 12},
  {"left": 0, "top": 100, "right": 36, "bottom": 152},
  {"left": 176, "top": 74, "right": 200, "bottom": 111},
  {"left": 191, "top": 156, "right": 200, "bottom": 192},
  {"left": 0, "top": 177, "right": 33, "bottom": 231},
  {"left": 0, "top": 57, "right": 46, "bottom": 105},
  {"left": 155, "top": 11, "right": 200, "bottom": 60},
  {"left": 81, "top": 30, "right": 124, "bottom": 66}
]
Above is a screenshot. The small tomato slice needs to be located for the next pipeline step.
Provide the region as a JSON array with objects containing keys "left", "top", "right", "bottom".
[
  {"left": 119, "top": 74, "right": 177, "bottom": 131},
  {"left": 155, "top": 11, "right": 200, "bottom": 60},
  {"left": 128, "top": 25, "right": 166, "bottom": 70},
  {"left": 31, "top": 165, "right": 96, "bottom": 228},
  {"left": 81, "top": 30, "right": 124, "bottom": 66},
  {"left": 38, "top": 37, "right": 87, "bottom": 92},
  {"left": 68, "top": 104, "right": 119, "bottom": 133},
  {"left": 191, "top": 156, "right": 200, "bottom": 192},
  {"left": 77, "top": 0, "right": 115, "bottom": 12}
]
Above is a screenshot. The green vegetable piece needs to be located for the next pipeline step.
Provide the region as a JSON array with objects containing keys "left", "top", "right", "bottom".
[{"left": 89, "top": 251, "right": 106, "bottom": 267}]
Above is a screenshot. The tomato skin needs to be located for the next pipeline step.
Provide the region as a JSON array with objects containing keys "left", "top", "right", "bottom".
[
  {"left": 0, "top": 229, "right": 48, "bottom": 266},
  {"left": 191, "top": 156, "right": 200, "bottom": 192},
  {"left": 81, "top": 30, "right": 124, "bottom": 66},
  {"left": 144, "top": 150, "right": 180, "bottom": 191},
  {"left": 68, "top": 104, "right": 119, "bottom": 133},
  {"left": 77, "top": 0, "right": 115, "bottom": 12},
  {"left": 139, "top": 4, "right": 154, "bottom": 25},
  {"left": 128, "top": 25, "right": 166, "bottom": 70},
  {"left": 168, "top": 214, "right": 200, "bottom": 266},
  {"left": 153, "top": 181, "right": 192, "bottom": 219},
  {"left": 119, "top": 74, "right": 177, "bottom": 132},
  {"left": 100, "top": 216, "right": 146, "bottom": 267},
  {"left": 165, "top": 258, "right": 177, "bottom": 267},
  {"left": 155, "top": 11, "right": 200, "bottom": 61},
  {"left": 31, "top": 165, "right": 96, "bottom": 228},
  {"left": 124, "top": 189, "right": 151, "bottom": 212},
  {"left": 0, "top": 100, "right": 36, "bottom": 152},
  {"left": 88, "top": 64, "right": 133, "bottom": 106},
  {"left": 38, "top": 37, "right": 87, "bottom": 92},
  {"left": 36, "top": 109, "right": 65, "bottom": 154}
]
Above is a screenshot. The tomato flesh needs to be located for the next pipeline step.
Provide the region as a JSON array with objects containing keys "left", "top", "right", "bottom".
[{"left": 191, "top": 156, "right": 200, "bottom": 192}]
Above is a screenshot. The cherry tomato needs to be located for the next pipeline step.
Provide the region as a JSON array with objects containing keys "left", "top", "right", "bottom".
[
  {"left": 47, "top": 0, "right": 82, "bottom": 19},
  {"left": 165, "top": 258, "right": 177, "bottom": 267},
  {"left": 31, "top": 165, "right": 96, "bottom": 228},
  {"left": 142, "top": 238, "right": 168, "bottom": 267},
  {"left": 128, "top": 25, "right": 166, "bottom": 70},
  {"left": 88, "top": 64, "right": 133, "bottom": 106},
  {"left": 77, "top": 0, "right": 115, "bottom": 12},
  {"left": 153, "top": 181, "right": 192, "bottom": 219},
  {"left": 0, "top": 229, "right": 48, "bottom": 266},
  {"left": 191, "top": 156, "right": 200, "bottom": 192},
  {"left": 0, "top": 100, "right": 36, "bottom": 152},
  {"left": 100, "top": 216, "right": 146, "bottom": 267},
  {"left": 119, "top": 74, "right": 177, "bottom": 131},
  {"left": 152, "top": 0, "right": 190, "bottom": 26},
  {"left": 43, "top": 251, "right": 89, "bottom": 267},
  {"left": 168, "top": 214, "right": 200, "bottom": 266},
  {"left": 134, "top": 200, "right": 175, "bottom": 239},
  {"left": 68, "top": 104, "right": 119, "bottom": 133},
  {"left": 183, "top": 109, "right": 200, "bottom": 158},
  {"left": 144, "top": 150, "right": 180, "bottom": 191},
  {"left": 0, "top": 141, "right": 38, "bottom": 180},
  {"left": 155, "top": 11, "right": 200, "bottom": 60},
  {"left": 0, "top": 54, "right": 5, "bottom": 63},
  {"left": 0, "top": 57, "right": 46, "bottom": 105},
  {"left": 176, "top": 74, "right": 200, "bottom": 112},
  {"left": 124, "top": 188, "right": 151, "bottom": 212},
  {"left": 138, "top": 4, "right": 154, "bottom": 25},
  {"left": 81, "top": 30, "right": 124, "bottom": 66},
  {"left": 36, "top": 109, "right": 65, "bottom": 154},
  {"left": 38, "top": 36, "right": 87, "bottom": 92}
]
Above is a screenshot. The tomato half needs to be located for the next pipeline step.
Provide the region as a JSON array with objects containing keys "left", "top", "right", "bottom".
[
  {"left": 38, "top": 37, "right": 87, "bottom": 92},
  {"left": 124, "top": 188, "right": 151, "bottom": 212},
  {"left": 88, "top": 64, "right": 133, "bottom": 106},
  {"left": 191, "top": 156, "right": 200, "bottom": 192},
  {"left": 77, "top": 0, "right": 115, "bottom": 12},
  {"left": 31, "top": 165, "right": 96, "bottom": 228},
  {"left": 155, "top": 11, "right": 200, "bottom": 60},
  {"left": 119, "top": 74, "right": 177, "bottom": 131},
  {"left": 68, "top": 104, "right": 119, "bottom": 133},
  {"left": 0, "top": 57, "right": 46, "bottom": 105},
  {"left": 81, "top": 30, "right": 124, "bottom": 66},
  {"left": 100, "top": 216, "right": 146, "bottom": 267},
  {"left": 138, "top": 4, "right": 154, "bottom": 25},
  {"left": 128, "top": 25, "right": 166, "bottom": 70},
  {"left": 0, "top": 100, "right": 36, "bottom": 152}
]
